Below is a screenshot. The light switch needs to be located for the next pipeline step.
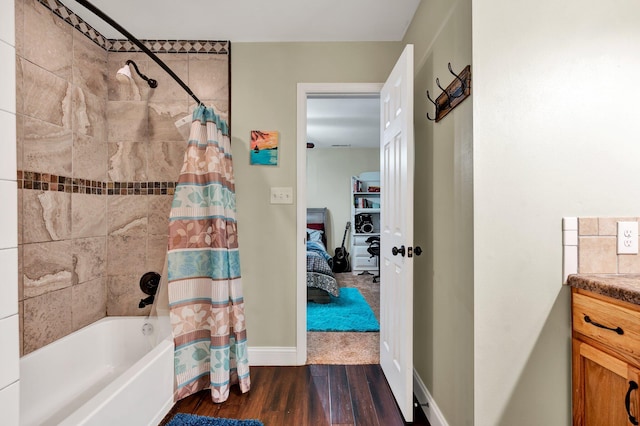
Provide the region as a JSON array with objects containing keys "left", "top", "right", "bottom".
[{"left": 270, "top": 187, "right": 293, "bottom": 204}]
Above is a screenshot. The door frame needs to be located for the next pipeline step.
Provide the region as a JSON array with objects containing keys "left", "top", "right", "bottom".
[{"left": 296, "top": 82, "right": 384, "bottom": 364}]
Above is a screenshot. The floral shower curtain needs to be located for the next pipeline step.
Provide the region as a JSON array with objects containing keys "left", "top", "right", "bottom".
[{"left": 167, "top": 105, "right": 250, "bottom": 403}]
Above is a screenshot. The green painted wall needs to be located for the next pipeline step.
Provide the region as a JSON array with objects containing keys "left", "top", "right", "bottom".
[
  {"left": 231, "top": 42, "right": 401, "bottom": 347},
  {"left": 474, "top": 0, "right": 640, "bottom": 424},
  {"left": 307, "top": 148, "right": 379, "bottom": 251},
  {"left": 403, "top": 0, "right": 474, "bottom": 424}
]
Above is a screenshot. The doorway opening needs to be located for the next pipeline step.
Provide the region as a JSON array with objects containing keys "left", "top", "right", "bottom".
[{"left": 295, "top": 83, "right": 383, "bottom": 365}]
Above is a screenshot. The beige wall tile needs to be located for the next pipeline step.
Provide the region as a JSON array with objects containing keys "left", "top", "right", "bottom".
[
  {"left": 15, "top": 0, "right": 24, "bottom": 57},
  {"left": 147, "top": 234, "right": 168, "bottom": 274},
  {"left": 17, "top": 189, "right": 22, "bottom": 246},
  {"left": 72, "top": 32, "right": 107, "bottom": 100},
  {"left": 22, "top": 0, "right": 72, "bottom": 81},
  {"left": 72, "top": 236, "right": 106, "bottom": 284},
  {"left": 17, "top": 245, "right": 22, "bottom": 302},
  {"left": 15, "top": 114, "right": 22, "bottom": 172},
  {"left": 148, "top": 195, "right": 172, "bottom": 235},
  {"left": 107, "top": 141, "right": 148, "bottom": 181},
  {"left": 107, "top": 101, "right": 148, "bottom": 143},
  {"left": 188, "top": 55, "right": 228, "bottom": 101},
  {"left": 107, "top": 274, "right": 150, "bottom": 316},
  {"left": 23, "top": 115, "right": 72, "bottom": 175},
  {"left": 72, "top": 193, "right": 106, "bottom": 239},
  {"left": 22, "top": 190, "right": 71, "bottom": 243},
  {"left": 107, "top": 235, "right": 147, "bottom": 276},
  {"left": 72, "top": 87, "right": 107, "bottom": 141},
  {"left": 148, "top": 101, "right": 189, "bottom": 143},
  {"left": 147, "top": 58, "right": 189, "bottom": 102},
  {"left": 20, "top": 58, "right": 72, "bottom": 128},
  {"left": 107, "top": 195, "right": 148, "bottom": 234},
  {"left": 73, "top": 132, "right": 107, "bottom": 181},
  {"left": 71, "top": 278, "right": 106, "bottom": 330},
  {"left": 15, "top": 55, "right": 23, "bottom": 115},
  {"left": 23, "top": 287, "right": 72, "bottom": 354},
  {"left": 23, "top": 240, "right": 73, "bottom": 299},
  {"left": 578, "top": 218, "right": 598, "bottom": 236},
  {"left": 578, "top": 236, "right": 618, "bottom": 274},
  {"left": 619, "top": 253, "right": 640, "bottom": 274},
  {"left": 598, "top": 217, "right": 638, "bottom": 236},
  {"left": 147, "top": 141, "right": 185, "bottom": 181}
]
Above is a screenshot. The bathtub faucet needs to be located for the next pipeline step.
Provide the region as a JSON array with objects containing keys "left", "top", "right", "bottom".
[
  {"left": 138, "top": 271, "right": 160, "bottom": 309},
  {"left": 139, "top": 295, "right": 155, "bottom": 308}
]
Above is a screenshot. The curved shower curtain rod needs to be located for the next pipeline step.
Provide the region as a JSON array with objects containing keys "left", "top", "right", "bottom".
[{"left": 75, "top": 0, "right": 204, "bottom": 106}]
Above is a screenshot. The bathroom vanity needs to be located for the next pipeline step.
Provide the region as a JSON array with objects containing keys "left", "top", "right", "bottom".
[{"left": 568, "top": 274, "right": 640, "bottom": 426}]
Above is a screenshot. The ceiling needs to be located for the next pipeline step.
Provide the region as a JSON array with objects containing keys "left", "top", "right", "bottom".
[
  {"left": 307, "top": 96, "right": 380, "bottom": 149},
  {"left": 61, "top": 0, "right": 421, "bottom": 42}
]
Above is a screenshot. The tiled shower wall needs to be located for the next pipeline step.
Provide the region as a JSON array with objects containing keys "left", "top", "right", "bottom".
[{"left": 15, "top": 0, "right": 229, "bottom": 354}]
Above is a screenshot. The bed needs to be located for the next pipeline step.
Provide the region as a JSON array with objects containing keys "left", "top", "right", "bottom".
[{"left": 307, "top": 208, "right": 340, "bottom": 304}]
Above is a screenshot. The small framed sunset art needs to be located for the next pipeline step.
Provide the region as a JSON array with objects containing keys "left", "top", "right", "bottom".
[{"left": 250, "top": 130, "right": 279, "bottom": 166}]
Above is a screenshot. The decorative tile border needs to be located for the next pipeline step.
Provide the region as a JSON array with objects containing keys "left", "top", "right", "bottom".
[
  {"left": 109, "top": 39, "right": 229, "bottom": 54},
  {"left": 37, "top": 0, "right": 229, "bottom": 54},
  {"left": 18, "top": 171, "right": 176, "bottom": 196}
]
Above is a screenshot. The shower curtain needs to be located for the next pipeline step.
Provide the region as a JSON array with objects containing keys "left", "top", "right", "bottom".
[{"left": 167, "top": 105, "right": 250, "bottom": 403}]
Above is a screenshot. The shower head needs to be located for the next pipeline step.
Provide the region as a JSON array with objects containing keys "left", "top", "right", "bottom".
[
  {"left": 116, "top": 64, "right": 132, "bottom": 82},
  {"left": 116, "top": 60, "right": 157, "bottom": 88}
]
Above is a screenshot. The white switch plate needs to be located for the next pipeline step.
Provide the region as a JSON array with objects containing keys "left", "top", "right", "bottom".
[
  {"left": 270, "top": 187, "right": 293, "bottom": 204},
  {"left": 617, "top": 221, "right": 638, "bottom": 254}
]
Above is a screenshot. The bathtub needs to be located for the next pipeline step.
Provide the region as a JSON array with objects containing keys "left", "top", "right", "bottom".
[{"left": 20, "top": 316, "right": 174, "bottom": 426}]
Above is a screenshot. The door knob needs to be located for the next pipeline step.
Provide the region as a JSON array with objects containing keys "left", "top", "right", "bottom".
[
  {"left": 392, "top": 245, "right": 405, "bottom": 257},
  {"left": 414, "top": 246, "right": 422, "bottom": 256}
]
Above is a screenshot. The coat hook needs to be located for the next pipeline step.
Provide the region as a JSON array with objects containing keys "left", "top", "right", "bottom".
[
  {"left": 426, "top": 90, "right": 437, "bottom": 121},
  {"left": 436, "top": 78, "right": 452, "bottom": 108},
  {"left": 447, "top": 62, "right": 467, "bottom": 98}
]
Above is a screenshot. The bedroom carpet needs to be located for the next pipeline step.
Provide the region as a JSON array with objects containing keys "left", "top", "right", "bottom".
[
  {"left": 307, "top": 287, "right": 379, "bottom": 332},
  {"left": 307, "top": 273, "right": 380, "bottom": 365}
]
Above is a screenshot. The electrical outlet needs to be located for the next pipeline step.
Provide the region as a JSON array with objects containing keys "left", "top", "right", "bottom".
[
  {"left": 270, "top": 187, "right": 293, "bottom": 204},
  {"left": 617, "top": 221, "right": 638, "bottom": 254}
]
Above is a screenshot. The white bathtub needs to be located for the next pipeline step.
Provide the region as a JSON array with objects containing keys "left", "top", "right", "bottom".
[{"left": 20, "top": 316, "right": 174, "bottom": 426}]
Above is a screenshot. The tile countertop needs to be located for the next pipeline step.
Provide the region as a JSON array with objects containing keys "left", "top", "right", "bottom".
[{"left": 567, "top": 274, "right": 640, "bottom": 306}]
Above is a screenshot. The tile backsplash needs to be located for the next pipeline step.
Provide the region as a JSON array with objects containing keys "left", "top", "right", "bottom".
[{"left": 563, "top": 216, "right": 640, "bottom": 283}]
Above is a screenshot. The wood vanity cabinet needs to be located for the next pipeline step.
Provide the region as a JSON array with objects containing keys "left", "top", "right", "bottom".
[{"left": 572, "top": 288, "right": 640, "bottom": 425}]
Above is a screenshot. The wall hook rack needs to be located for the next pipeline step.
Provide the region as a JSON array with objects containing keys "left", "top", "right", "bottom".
[{"left": 426, "top": 63, "right": 471, "bottom": 122}]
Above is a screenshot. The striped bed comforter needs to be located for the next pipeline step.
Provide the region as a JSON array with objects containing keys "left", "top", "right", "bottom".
[{"left": 306, "top": 241, "right": 339, "bottom": 297}]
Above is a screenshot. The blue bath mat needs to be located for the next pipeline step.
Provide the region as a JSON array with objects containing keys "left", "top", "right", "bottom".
[
  {"left": 307, "top": 287, "right": 380, "bottom": 332},
  {"left": 166, "top": 414, "right": 263, "bottom": 426}
]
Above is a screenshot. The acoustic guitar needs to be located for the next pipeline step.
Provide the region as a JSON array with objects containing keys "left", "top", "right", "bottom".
[{"left": 332, "top": 222, "right": 351, "bottom": 273}]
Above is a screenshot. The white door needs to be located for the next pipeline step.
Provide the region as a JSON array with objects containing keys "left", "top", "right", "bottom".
[{"left": 380, "top": 44, "right": 414, "bottom": 422}]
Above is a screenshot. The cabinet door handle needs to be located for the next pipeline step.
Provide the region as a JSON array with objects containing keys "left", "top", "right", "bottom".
[
  {"left": 626, "top": 380, "right": 639, "bottom": 425},
  {"left": 584, "top": 315, "right": 624, "bottom": 335}
]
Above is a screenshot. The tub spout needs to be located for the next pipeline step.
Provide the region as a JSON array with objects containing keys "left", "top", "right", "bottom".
[{"left": 139, "top": 295, "right": 154, "bottom": 308}]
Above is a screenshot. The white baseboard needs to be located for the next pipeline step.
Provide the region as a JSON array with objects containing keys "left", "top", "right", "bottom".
[
  {"left": 248, "top": 346, "right": 298, "bottom": 366},
  {"left": 413, "top": 368, "right": 449, "bottom": 426}
]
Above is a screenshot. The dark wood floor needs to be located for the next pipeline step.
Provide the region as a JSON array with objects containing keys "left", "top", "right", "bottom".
[{"left": 160, "top": 365, "right": 431, "bottom": 425}]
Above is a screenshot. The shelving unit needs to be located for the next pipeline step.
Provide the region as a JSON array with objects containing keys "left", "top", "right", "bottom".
[{"left": 350, "top": 171, "right": 380, "bottom": 275}]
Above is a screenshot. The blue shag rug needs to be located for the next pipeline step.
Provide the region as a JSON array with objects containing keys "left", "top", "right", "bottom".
[
  {"left": 307, "top": 287, "right": 380, "bottom": 332},
  {"left": 166, "top": 414, "right": 263, "bottom": 426}
]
